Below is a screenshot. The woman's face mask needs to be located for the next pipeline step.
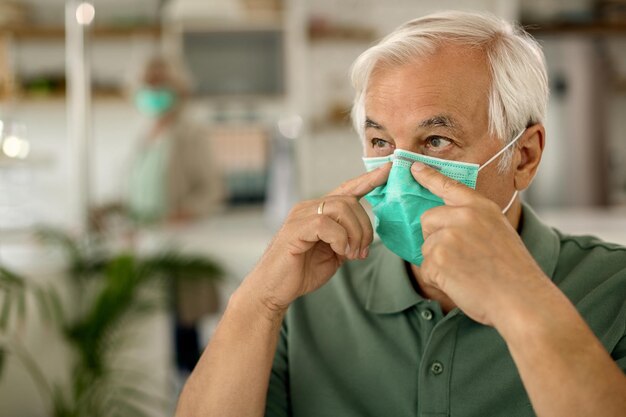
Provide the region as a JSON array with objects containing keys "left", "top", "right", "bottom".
[
  {"left": 135, "top": 88, "right": 176, "bottom": 117},
  {"left": 362, "top": 130, "right": 524, "bottom": 266}
]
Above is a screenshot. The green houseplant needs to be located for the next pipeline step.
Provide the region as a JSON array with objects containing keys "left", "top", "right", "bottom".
[{"left": 0, "top": 227, "right": 223, "bottom": 417}]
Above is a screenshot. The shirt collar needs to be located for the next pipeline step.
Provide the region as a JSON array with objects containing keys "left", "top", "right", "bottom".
[
  {"left": 518, "top": 203, "right": 561, "bottom": 279},
  {"left": 364, "top": 242, "right": 424, "bottom": 314},
  {"left": 364, "top": 203, "right": 561, "bottom": 315}
]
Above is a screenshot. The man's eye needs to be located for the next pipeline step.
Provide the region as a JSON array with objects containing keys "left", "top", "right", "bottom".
[
  {"left": 372, "top": 138, "right": 392, "bottom": 149},
  {"left": 426, "top": 136, "right": 453, "bottom": 149},
  {"left": 368, "top": 138, "right": 395, "bottom": 156}
]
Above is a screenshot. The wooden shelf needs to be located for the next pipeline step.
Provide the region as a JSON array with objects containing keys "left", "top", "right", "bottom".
[
  {"left": 0, "top": 25, "right": 161, "bottom": 40},
  {"left": 178, "top": 19, "right": 283, "bottom": 33},
  {"left": 0, "top": 89, "right": 126, "bottom": 103},
  {"left": 308, "top": 30, "right": 376, "bottom": 42},
  {"left": 307, "top": 20, "right": 377, "bottom": 43},
  {"left": 524, "top": 21, "right": 626, "bottom": 36}
]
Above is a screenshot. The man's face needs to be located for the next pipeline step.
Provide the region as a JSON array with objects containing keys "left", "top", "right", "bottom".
[{"left": 364, "top": 44, "right": 516, "bottom": 209}]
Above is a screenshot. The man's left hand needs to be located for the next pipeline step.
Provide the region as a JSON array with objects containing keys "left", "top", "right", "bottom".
[{"left": 410, "top": 161, "right": 552, "bottom": 328}]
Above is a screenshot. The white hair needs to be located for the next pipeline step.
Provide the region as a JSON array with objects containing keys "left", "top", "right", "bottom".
[{"left": 350, "top": 10, "right": 549, "bottom": 170}]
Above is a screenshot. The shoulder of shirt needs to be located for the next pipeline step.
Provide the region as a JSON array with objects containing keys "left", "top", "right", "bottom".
[
  {"left": 550, "top": 227, "right": 626, "bottom": 301},
  {"left": 550, "top": 229, "right": 626, "bottom": 353},
  {"left": 555, "top": 228, "right": 626, "bottom": 258}
]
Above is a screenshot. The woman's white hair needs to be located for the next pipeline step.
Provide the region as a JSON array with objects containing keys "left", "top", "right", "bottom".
[{"left": 350, "top": 10, "right": 549, "bottom": 170}]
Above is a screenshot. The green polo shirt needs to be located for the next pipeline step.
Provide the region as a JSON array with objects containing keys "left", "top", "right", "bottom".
[{"left": 265, "top": 204, "right": 626, "bottom": 417}]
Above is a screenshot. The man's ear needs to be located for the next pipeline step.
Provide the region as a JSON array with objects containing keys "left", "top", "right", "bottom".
[{"left": 513, "top": 124, "right": 545, "bottom": 191}]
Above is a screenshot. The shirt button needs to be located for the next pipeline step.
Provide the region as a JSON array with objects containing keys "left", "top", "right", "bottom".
[
  {"left": 420, "top": 309, "right": 433, "bottom": 320},
  {"left": 430, "top": 361, "right": 444, "bottom": 375}
]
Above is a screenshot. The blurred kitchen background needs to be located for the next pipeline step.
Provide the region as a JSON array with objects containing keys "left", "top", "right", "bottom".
[{"left": 0, "top": 0, "right": 625, "bottom": 416}]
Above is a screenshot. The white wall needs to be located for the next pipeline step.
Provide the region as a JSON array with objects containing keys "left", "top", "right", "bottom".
[{"left": 1, "top": 30, "right": 160, "bottom": 230}]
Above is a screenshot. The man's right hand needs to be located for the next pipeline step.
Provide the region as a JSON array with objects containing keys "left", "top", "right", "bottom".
[{"left": 240, "top": 163, "right": 391, "bottom": 315}]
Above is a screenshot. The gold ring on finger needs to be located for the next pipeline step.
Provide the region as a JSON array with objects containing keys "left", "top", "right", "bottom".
[{"left": 317, "top": 200, "right": 326, "bottom": 215}]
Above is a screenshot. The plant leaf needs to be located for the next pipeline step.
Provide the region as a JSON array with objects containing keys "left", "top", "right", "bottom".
[
  {"left": 45, "top": 287, "right": 64, "bottom": 325},
  {"left": 0, "top": 294, "right": 12, "bottom": 330},
  {"left": 0, "top": 346, "right": 5, "bottom": 377},
  {"left": 0, "top": 266, "right": 26, "bottom": 289},
  {"left": 114, "top": 384, "right": 170, "bottom": 409},
  {"left": 16, "top": 290, "right": 26, "bottom": 322},
  {"left": 36, "top": 227, "right": 81, "bottom": 260},
  {"left": 33, "top": 287, "right": 52, "bottom": 324},
  {"left": 105, "top": 393, "right": 152, "bottom": 417},
  {"left": 142, "top": 251, "right": 225, "bottom": 283}
]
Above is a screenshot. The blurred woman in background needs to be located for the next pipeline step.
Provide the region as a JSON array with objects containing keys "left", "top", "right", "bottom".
[
  {"left": 130, "top": 55, "right": 222, "bottom": 377},
  {"left": 130, "top": 55, "right": 222, "bottom": 224}
]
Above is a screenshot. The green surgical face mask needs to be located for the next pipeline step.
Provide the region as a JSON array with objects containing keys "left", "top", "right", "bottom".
[
  {"left": 362, "top": 130, "right": 524, "bottom": 266},
  {"left": 135, "top": 88, "right": 176, "bottom": 117}
]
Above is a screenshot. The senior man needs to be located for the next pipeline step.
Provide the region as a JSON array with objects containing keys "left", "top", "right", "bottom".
[{"left": 176, "top": 11, "right": 626, "bottom": 417}]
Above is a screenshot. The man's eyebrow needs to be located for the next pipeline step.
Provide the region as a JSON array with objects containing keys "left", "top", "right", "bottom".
[
  {"left": 365, "top": 117, "right": 384, "bottom": 131},
  {"left": 418, "top": 114, "right": 462, "bottom": 132},
  {"left": 366, "top": 115, "right": 463, "bottom": 134}
]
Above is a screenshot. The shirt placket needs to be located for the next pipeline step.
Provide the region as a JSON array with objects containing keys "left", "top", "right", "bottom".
[{"left": 416, "top": 306, "right": 460, "bottom": 417}]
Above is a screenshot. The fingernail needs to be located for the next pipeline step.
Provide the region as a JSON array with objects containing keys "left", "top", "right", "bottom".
[
  {"left": 345, "top": 243, "right": 351, "bottom": 256},
  {"left": 361, "top": 246, "right": 369, "bottom": 258},
  {"left": 354, "top": 247, "right": 360, "bottom": 259},
  {"left": 412, "top": 162, "right": 425, "bottom": 171}
]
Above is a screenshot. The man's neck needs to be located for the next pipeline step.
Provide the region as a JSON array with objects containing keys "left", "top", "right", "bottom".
[{"left": 407, "top": 263, "right": 456, "bottom": 314}]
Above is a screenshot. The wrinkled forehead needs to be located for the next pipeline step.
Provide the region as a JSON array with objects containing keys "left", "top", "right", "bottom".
[
  {"left": 363, "top": 45, "right": 492, "bottom": 134},
  {"left": 366, "top": 42, "right": 490, "bottom": 90}
]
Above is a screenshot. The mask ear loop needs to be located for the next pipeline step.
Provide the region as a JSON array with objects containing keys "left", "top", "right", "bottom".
[
  {"left": 477, "top": 129, "right": 526, "bottom": 172},
  {"left": 476, "top": 129, "right": 525, "bottom": 213},
  {"left": 501, "top": 190, "right": 518, "bottom": 214}
]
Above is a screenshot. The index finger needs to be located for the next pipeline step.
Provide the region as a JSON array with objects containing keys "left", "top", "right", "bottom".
[
  {"left": 329, "top": 162, "right": 391, "bottom": 198},
  {"left": 410, "top": 161, "right": 479, "bottom": 206}
]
